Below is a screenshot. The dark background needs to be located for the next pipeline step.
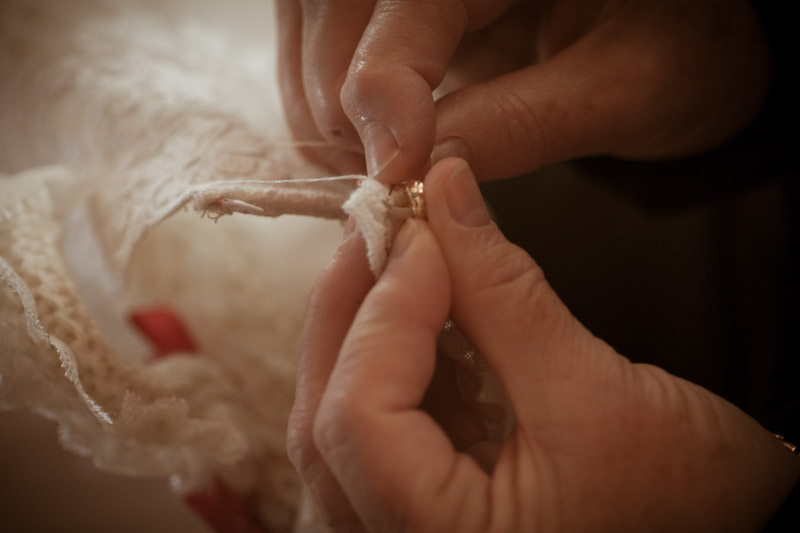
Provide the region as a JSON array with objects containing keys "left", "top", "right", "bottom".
[
  {"left": 482, "top": 0, "right": 798, "bottom": 430},
  {"left": 481, "top": 2, "right": 798, "bottom": 425},
  {"left": 483, "top": 153, "right": 796, "bottom": 428}
]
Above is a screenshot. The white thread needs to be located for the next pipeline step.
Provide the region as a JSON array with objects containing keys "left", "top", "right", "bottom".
[{"left": 261, "top": 140, "right": 348, "bottom": 149}]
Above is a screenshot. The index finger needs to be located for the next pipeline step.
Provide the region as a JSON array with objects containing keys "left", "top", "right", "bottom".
[{"left": 340, "top": 0, "right": 515, "bottom": 183}]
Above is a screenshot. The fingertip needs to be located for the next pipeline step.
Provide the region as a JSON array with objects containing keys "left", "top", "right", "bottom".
[
  {"left": 362, "top": 122, "right": 400, "bottom": 178},
  {"left": 362, "top": 126, "right": 433, "bottom": 185},
  {"left": 342, "top": 67, "right": 436, "bottom": 184},
  {"left": 423, "top": 157, "right": 490, "bottom": 229},
  {"left": 423, "top": 157, "right": 469, "bottom": 191},
  {"left": 431, "top": 136, "right": 472, "bottom": 169},
  {"left": 442, "top": 160, "right": 491, "bottom": 228},
  {"left": 383, "top": 219, "right": 447, "bottom": 298}
]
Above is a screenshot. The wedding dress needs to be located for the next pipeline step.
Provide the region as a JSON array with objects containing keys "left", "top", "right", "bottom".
[{"left": 0, "top": 2, "right": 509, "bottom": 530}]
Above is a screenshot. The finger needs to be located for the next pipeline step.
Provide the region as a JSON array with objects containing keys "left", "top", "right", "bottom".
[
  {"left": 276, "top": 1, "right": 319, "bottom": 144},
  {"left": 287, "top": 224, "right": 374, "bottom": 529},
  {"left": 300, "top": 0, "right": 374, "bottom": 151},
  {"left": 431, "top": 35, "right": 648, "bottom": 181},
  {"left": 424, "top": 158, "right": 609, "bottom": 407},
  {"left": 431, "top": 2, "right": 770, "bottom": 181},
  {"left": 275, "top": 1, "right": 365, "bottom": 174},
  {"left": 340, "top": 0, "right": 515, "bottom": 183},
  {"left": 314, "top": 220, "right": 490, "bottom": 531}
]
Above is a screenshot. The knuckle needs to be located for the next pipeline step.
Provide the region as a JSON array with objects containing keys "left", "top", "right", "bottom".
[
  {"left": 339, "top": 66, "right": 379, "bottom": 119},
  {"left": 478, "top": 238, "right": 544, "bottom": 292},
  {"left": 492, "top": 90, "right": 548, "bottom": 170}
]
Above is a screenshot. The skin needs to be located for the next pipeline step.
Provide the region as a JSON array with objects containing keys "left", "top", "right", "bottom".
[
  {"left": 276, "top": 0, "right": 770, "bottom": 183},
  {"left": 288, "top": 159, "right": 800, "bottom": 531},
  {"left": 277, "top": 1, "right": 795, "bottom": 529}
]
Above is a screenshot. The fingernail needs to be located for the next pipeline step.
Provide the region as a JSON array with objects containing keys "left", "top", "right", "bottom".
[
  {"left": 387, "top": 219, "right": 420, "bottom": 266},
  {"left": 445, "top": 161, "right": 490, "bottom": 227},
  {"left": 363, "top": 123, "right": 399, "bottom": 178},
  {"left": 431, "top": 136, "right": 470, "bottom": 166}
]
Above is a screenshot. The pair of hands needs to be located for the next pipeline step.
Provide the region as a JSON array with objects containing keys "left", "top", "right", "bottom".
[
  {"left": 288, "top": 158, "right": 798, "bottom": 531},
  {"left": 279, "top": 1, "right": 797, "bottom": 530},
  {"left": 277, "top": 0, "right": 770, "bottom": 184}
]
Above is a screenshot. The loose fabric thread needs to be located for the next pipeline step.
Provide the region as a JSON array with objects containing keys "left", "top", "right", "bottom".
[{"left": 161, "top": 175, "right": 399, "bottom": 276}]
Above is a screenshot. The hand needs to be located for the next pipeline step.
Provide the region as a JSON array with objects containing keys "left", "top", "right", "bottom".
[
  {"left": 287, "top": 158, "right": 799, "bottom": 531},
  {"left": 276, "top": 0, "right": 769, "bottom": 183}
]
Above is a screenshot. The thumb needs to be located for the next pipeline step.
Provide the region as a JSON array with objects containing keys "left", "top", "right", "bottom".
[
  {"left": 425, "top": 158, "right": 607, "bottom": 405},
  {"left": 431, "top": 1, "right": 770, "bottom": 182},
  {"left": 430, "top": 38, "right": 646, "bottom": 181}
]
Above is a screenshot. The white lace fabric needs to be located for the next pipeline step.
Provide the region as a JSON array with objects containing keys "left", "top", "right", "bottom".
[
  {"left": 1, "top": 165, "right": 314, "bottom": 530},
  {"left": 0, "top": 2, "right": 511, "bottom": 531}
]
